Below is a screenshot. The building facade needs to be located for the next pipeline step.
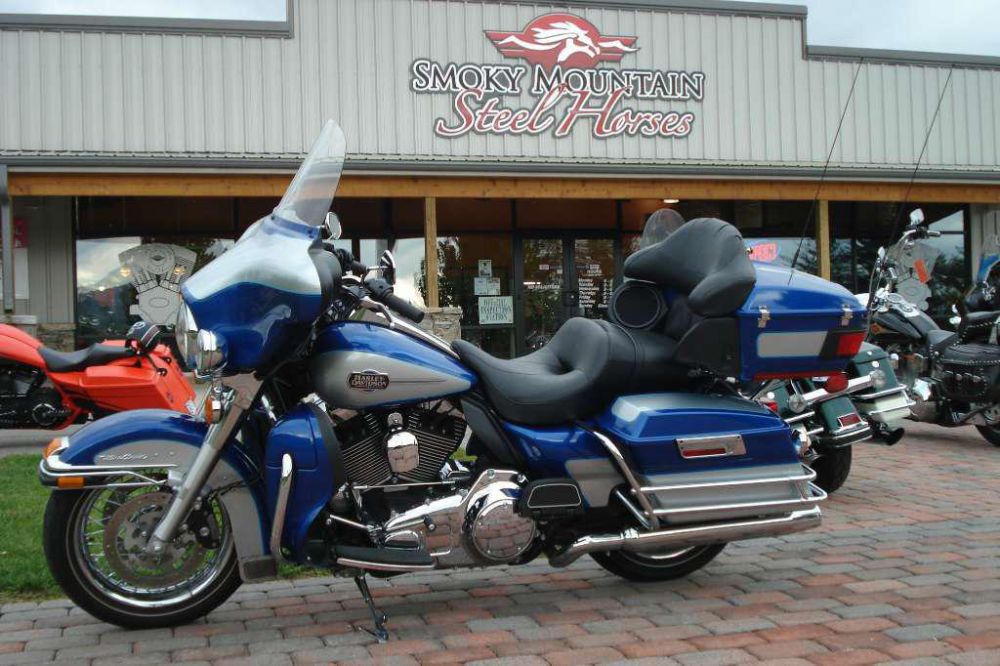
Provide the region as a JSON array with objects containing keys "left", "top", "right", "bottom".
[{"left": 1, "top": 0, "right": 998, "bottom": 354}]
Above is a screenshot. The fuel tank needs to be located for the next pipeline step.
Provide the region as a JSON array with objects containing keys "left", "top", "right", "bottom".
[{"left": 310, "top": 321, "right": 476, "bottom": 410}]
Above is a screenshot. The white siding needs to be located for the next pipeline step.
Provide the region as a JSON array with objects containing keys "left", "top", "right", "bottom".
[{"left": 1, "top": 0, "right": 998, "bottom": 176}]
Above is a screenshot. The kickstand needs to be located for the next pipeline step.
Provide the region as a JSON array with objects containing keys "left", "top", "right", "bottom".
[{"left": 354, "top": 575, "right": 389, "bottom": 642}]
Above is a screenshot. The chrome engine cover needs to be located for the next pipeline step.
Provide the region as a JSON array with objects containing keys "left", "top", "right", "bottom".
[{"left": 381, "top": 469, "right": 536, "bottom": 567}]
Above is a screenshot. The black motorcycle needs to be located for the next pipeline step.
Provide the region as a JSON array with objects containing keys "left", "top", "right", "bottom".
[{"left": 861, "top": 209, "right": 1000, "bottom": 445}]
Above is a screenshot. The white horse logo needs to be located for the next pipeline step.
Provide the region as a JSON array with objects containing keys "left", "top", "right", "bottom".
[{"left": 487, "top": 14, "right": 638, "bottom": 69}]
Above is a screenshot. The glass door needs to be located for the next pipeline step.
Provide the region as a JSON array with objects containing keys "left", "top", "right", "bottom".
[{"left": 517, "top": 237, "right": 617, "bottom": 354}]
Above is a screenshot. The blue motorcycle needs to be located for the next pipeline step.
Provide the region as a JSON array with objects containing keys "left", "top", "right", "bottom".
[{"left": 39, "top": 120, "right": 866, "bottom": 635}]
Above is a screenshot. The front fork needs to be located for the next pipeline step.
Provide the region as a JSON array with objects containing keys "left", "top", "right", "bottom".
[{"left": 146, "top": 373, "right": 261, "bottom": 555}]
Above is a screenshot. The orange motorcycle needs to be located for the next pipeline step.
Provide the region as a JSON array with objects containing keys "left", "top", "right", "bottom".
[{"left": 0, "top": 321, "right": 194, "bottom": 428}]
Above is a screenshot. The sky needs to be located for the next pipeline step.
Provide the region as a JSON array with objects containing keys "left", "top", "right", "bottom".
[{"left": 0, "top": 0, "right": 997, "bottom": 58}]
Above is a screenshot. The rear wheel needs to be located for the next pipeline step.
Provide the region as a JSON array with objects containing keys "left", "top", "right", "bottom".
[
  {"left": 810, "top": 446, "right": 852, "bottom": 493},
  {"left": 590, "top": 544, "right": 726, "bottom": 582},
  {"left": 975, "top": 425, "right": 1000, "bottom": 447},
  {"left": 44, "top": 486, "right": 242, "bottom": 628}
]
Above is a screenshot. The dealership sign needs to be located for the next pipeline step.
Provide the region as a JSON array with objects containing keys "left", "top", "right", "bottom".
[{"left": 410, "top": 13, "right": 704, "bottom": 140}]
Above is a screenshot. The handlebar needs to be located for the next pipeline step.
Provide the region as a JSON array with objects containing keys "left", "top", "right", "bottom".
[{"left": 365, "top": 277, "right": 426, "bottom": 323}]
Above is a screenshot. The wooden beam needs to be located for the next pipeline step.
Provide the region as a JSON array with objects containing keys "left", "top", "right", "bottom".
[
  {"left": 8, "top": 171, "right": 1000, "bottom": 204},
  {"left": 424, "top": 197, "right": 438, "bottom": 309},
  {"left": 816, "top": 200, "right": 831, "bottom": 280}
]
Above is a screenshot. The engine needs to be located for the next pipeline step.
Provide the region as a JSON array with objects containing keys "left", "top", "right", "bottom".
[
  {"left": 379, "top": 469, "right": 538, "bottom": 567},
  {"left": 335, "top": 404, "right": 467, "bottom": 485},
  {"left": 332, "top": 405, "right": 540, "bottom": 567},
  {"left": 0, "top": 363, "right": 70, "bottom": 428}
]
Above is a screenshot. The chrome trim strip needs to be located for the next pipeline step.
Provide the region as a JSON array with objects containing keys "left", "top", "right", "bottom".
[
  {"left": 269, "top": 454, "right": 293, "bottom": 562},
  {"left": 798, "top": 374, "right": 874, "bottom": 407},
  {"left": 650, "top": 483, "right": 826, "bottom": 517},
  {"left": 639, "top": 464, "right": 817, "bottom": 494},
  {"left": 854, "top": 386, "right": 909, "bottom": 400},
  {"left": 784, "top": 411, "right": 817, "bottom": 424},
  {"left": 335, "top": 557, "right": 437, "bottom": 573}
]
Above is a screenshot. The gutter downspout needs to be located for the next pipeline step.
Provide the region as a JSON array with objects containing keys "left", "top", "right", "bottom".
[{"left": 0, "top": 166, "right": 13, "bottom": 312}]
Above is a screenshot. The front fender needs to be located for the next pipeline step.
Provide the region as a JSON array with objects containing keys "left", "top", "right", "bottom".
[{"left": 40, "top": 409, "right": 270, "bottom": 570}]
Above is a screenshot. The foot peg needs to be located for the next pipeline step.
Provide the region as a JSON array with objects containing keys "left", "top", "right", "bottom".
[{"left": 354, "top": 575, "right": 388, "bottom": 642}]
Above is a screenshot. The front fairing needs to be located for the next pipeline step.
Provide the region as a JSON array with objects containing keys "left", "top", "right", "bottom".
[
  {"left": 180, "top": 120, "right": 346, "bottom": 372},
  {"left": 182, "top": 217, "right": 326, "bottom": 371}
]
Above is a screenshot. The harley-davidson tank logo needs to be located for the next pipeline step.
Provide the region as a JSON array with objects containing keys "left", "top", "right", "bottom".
[
  {"left": 485, "top": 14, "right": 637, "bottom": 70},
  {"left": 349, "top": 370, "right": 390, "bottom": 392}
]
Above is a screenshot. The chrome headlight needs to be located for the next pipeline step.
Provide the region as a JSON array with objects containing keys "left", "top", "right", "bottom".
[
  {"left": 175, "top": 304, "right": 198, "bottom": 369},
  {"left": 195, "top": 329, "right": 226, "bottom": 373}
]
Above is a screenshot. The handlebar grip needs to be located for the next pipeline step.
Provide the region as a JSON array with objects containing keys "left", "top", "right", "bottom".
[
  {"left": 382, "top": 291, "right": 426, "bottom": 323},
  {"left": 349, "top": 259, "right": 367, "bottom": 274},
  {"left": 365, "top": 277, "right": 426, "bottom": 323}
]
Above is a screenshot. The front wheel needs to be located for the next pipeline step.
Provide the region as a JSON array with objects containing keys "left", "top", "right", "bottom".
[
  {"left": 43, "top": 486, "right": 242, "bottom": 628},
  {"left": 590, "top": 544, "right": 726, "bottom": 582},
  {"left": 975, "top": 425, "right": 1000, "bottom": 447},
  {"left": 810, "top": 446, "right": 852, "bottom": 494}
]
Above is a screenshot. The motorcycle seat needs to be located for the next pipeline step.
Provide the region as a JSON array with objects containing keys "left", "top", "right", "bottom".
[
  {"left": 39, "top": 343, "right": 136, "bottom": 373},
  {"left": 927, "top": 329, "right": 957, "bottom": 354},
  {"left": 453, "top": 317, "right": 689, "bottom": 427},
  {"left": 624, "top": 218, "right": 756, "bottom": 317}
]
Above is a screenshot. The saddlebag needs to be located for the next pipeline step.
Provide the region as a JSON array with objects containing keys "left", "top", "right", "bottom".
[
  {"left": 595, "top": 393, "right": 825, "bottom": 526},
  {"left": 935, "top": 342, "right": 1000, "bottom": 402}
]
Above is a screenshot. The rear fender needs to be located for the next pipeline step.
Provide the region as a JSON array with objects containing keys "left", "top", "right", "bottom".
[{"left": 39, "top": 409, "right": 270, "bottom": 574}]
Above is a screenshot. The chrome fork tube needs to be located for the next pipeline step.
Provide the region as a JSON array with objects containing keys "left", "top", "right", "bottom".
[{"left": 146, "top": 374, "right": 260, "bottom": 555}]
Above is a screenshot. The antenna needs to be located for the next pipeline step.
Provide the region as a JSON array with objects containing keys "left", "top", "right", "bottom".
[
  {"left": 789, "top": 59, "right": 865, "bottom": 275},
  {"left": 885, "top": 66, "right": 954, "bottom": 244}
]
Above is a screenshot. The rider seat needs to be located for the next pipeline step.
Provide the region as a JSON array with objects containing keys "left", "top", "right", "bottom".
[
  {"left": 39, "top": 344, "right": 135, "bottom": 373},
  {"left": 453, "top": 318, "right": 689, "bottom": 426}
]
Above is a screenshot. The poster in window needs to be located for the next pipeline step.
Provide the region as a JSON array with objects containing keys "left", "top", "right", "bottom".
[
  {"left": 478, "top": 296, "right": 513, "bottom": 325},
  {"left": 473, "top": 276, "right": 501, "bottom": 296},
  {"left": 478, "top": 259, "right": 493, "bottom": 277},
  {"left": 119, "top": 244, "right": 197, "bottom": 325}
]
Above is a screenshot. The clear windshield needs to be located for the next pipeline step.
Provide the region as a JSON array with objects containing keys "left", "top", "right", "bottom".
[
  {"left": 273, "top": 120, "right": 347, "bottom": 227},
  {"left": 885, "top": 234, "right": 942, "bottom": 310},
  {"left": 639, "top": 208, "right": 686, "bottom": 249}
]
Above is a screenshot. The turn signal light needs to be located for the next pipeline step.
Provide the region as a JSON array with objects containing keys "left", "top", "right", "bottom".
[{"left": 43, "top": 438, "right": 63, "bottom": 458}]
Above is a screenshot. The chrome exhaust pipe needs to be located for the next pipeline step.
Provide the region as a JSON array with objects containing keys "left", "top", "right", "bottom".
[
  {"left": 548, "top": 507, "right": 822, "bottom": 568},
  {"left": 269, "top": 454, "right": 294, "bottom": 563}
]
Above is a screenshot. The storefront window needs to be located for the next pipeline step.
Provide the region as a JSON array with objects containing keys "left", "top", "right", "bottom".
[
  {"left": 832, "top": 203, "right": 966, "bottom": 323},
  {"left": 76, "top": 235, "right": 234, "bottom": 346},
  {"left": 437, "top": 234, "right": 515, "bottom": 358}
]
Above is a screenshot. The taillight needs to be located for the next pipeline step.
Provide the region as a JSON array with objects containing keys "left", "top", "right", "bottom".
[
  {"left": 837, "top": 412, "right": 863, "bottom": 428},
  {"left": 820, "top": 329, "right": 866, "bottom": 359},
  {"left": 825, "top": 373, "right": 849, "bottom": 393}
]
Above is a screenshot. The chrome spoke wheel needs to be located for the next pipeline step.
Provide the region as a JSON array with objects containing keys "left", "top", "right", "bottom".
[{"left": 72, "top": 486, "right": 232, "bottom": 609}]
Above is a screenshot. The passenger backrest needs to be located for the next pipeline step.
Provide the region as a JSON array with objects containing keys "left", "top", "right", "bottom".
[{"left": 624, "top": 218, "right": 756, "bottom": 317}]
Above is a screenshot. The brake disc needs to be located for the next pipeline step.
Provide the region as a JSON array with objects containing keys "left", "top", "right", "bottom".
[{"left": 102, "top": 491, "right": 209, "bottom": 589}]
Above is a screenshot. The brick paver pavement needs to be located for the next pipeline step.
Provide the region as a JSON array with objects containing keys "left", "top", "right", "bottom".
[{"left": 2, "top": 421, "right": 999, "bottom": 665}]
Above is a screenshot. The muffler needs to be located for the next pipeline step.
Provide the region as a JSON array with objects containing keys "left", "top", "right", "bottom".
[{"left": 548, "top": 507, "right": 821, "bottom": 567}]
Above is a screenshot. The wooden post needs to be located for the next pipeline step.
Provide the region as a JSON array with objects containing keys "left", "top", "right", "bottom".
[
  {"left": 816, "top": 199, "right": 831, "bottom": 280},
  {"left": 424, "top": 197, "right": 439, "bottom": 309}
]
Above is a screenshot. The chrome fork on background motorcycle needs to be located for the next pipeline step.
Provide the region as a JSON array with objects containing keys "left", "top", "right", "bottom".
[{"left": 146, "top": 373, "right": 261, "bottom": 555}]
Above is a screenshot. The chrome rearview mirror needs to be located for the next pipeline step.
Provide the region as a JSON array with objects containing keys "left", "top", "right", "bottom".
[
  {"left": 323, "top": 212, "right": 342, "bottom": 240},
  {"left": 379, "top": 250, "right": 396, "bottom": 285},
  {"left": 909, "top": 208, "right": 925, "bottom": 226}
]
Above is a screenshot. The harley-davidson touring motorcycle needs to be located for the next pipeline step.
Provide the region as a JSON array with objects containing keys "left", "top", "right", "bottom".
[
  {"left": 858, "top": 208, "right": 1000, "bottom": 445},
  {"left": 0, "top": 321, "right": 193, "bottom": 429},
  {"left": 39, "top": 121, "right": 868, "bottom": 635}
]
